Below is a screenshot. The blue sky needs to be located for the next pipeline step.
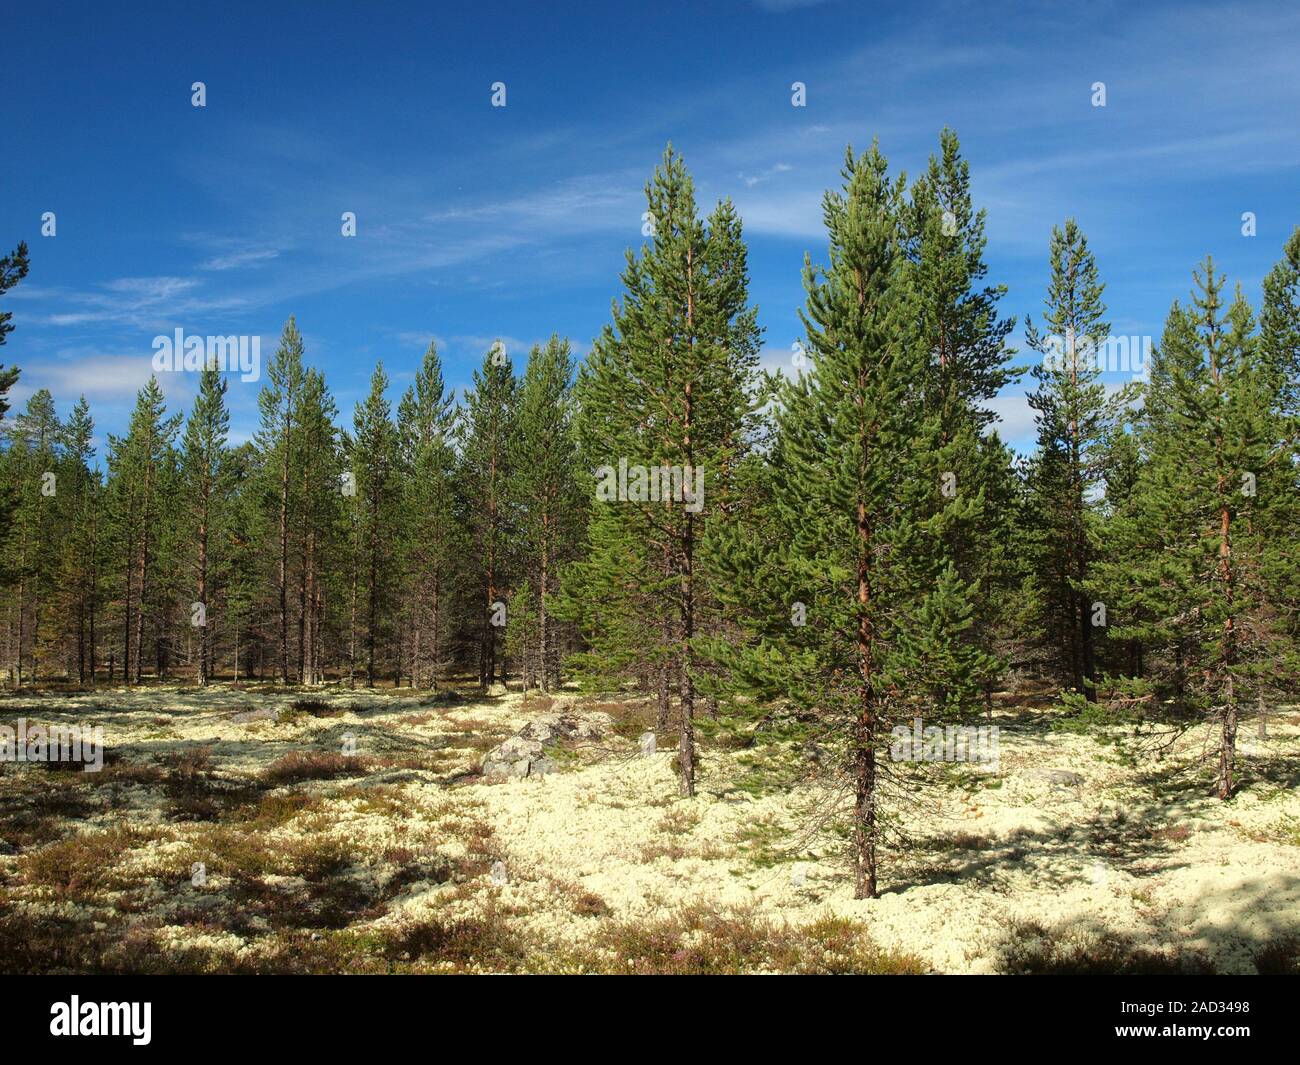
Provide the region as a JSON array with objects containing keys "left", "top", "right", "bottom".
[{"left": 2, "top": 0, "right": 1298, "bottom": 452}]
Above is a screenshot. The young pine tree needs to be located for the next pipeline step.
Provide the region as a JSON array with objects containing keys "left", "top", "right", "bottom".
[
  {"left": 255, "top": 317, "right": 306, "bottom": 684},
  {"left": 1108, "top": 262, "right": 1290, "bottom": 797},
  {"left": 567, "top": 145, "right": 761, "bottom": 796},
  {"left": 1023, "top": 219, "right": 1135, "bottom": 700},
  {"left": 459, "top": 345, "right": 519, "bottom": 690},
  {"left": 1252, "top": 230, "right": 1300, "bottom": 725},
  {"left": 349, "top": 363, "right": 399, "bottom": 688},
  {"left": 180, "top": 367, "right": 232, "bottom": 685},
  {"left": 904, "top": 129, "right": 1020, "bottom": 711},
  {"left": 511, "top": 336, "right": 582, "bottom": 692},
  {"left": 396, "top": 342, "right": 459, "bottom": 689},
  {"left": 711, "top": 143, "right": 928, "bottom": 897}
]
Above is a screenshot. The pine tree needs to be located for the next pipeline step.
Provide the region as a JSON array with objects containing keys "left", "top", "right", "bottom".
[
  {"left": 295, "top": 369, "right": 340, "bottom": 685},
  {"left": 255, "top": 316, "right": 306, "bottom": 684},
  {"left": 460, "top": 344, "right": 519, "bottom": 690},
  {"left": 904, "top": 128, "right": 1020, "bottom": 714},
  {"left": 512, "top": 336, "right": 582, "bottom": 692},
  {"left": 0, "top": 243, "right": 31, "bottom": 680},
  {"left": 710, "top": 143, "right": 926, "bottom": 896},
  {"left": 180, "top": 367, "right": 232, "bottom": 685},
  {"left": 1260, "top": 227, "right": 1300, "bottom": 423},
  {"left": 57, "top": 397, "right": 101, "bottom": 684},
  {"left": 105, "top": 378, "right": 181, "bottom": 684},
  {"left": 396, "top": 342, "right": 459, "bottom": 690},
  {"left": 0, "top": 241, "right": 27, "bottom": 424},
  {"left": 1255, "top": 228, "right": 1300, "bottom": 703},
  {"left": 566, "top": 145, "right": 761, "bottom": 796},
  {"left": 1023, "top": 219, "right": 1135, "bottom": 699},
  {"left": 349, "top": 363, "right": 398, "bottom": 687},
  {"left": 1108, "top": 262, "right": 1290, "bottom": 797},
  {"left": 1094, "top": 415, "right": 1144, "bottom": 678},
  {"left": 504, "top": 581, "right": 539, "bottom": 691},
  {"left": 223, "top": 442, "right": 264, "bottom": 685},
  {"left": 2, "top": 390, "right": 61, "bottom": 684}
]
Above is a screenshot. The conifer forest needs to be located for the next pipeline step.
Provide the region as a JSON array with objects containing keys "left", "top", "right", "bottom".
[{"left": 1, "top": 1, "right": 1297, "bottom": 1004}]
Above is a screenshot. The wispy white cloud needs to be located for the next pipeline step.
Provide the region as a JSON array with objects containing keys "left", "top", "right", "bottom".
[
  {"left": 734, "top": 187, "right": 824, "bottom": 239},
  {"left": 201, "top": 247, "right": 281, "bottom": 271},
  {"left": 420, "top": 173, "right": 641, "bottom": 237},
  {"left": 738, "top": 162, "right": 794, "bottom": 189},
  {"left": 12, "top": 351, "right": 180, "bottom": 403}
]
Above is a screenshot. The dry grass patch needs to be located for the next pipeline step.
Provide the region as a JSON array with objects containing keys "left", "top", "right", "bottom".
[
  {"left": 995, "top": 920, "right": 1217, "bottom": 974},
  {"left": 367, "top": 908, "right": 527, "bottom": 971},
  {"left": 260, "top": 750, "right": 369, "bottom": 786},
  {"left": 1148, "top": 823, "right": 1193, "bottom": 844},
  {"left": 16, "top": 825, "right": 160, "bottom": 899},
  {"left": 1240, "top": 817, "right": 1300, "bottom": 847},
  {"left": 937, "top": 830, "right": 995, "bottom": 852},
  {"left": 442, "top": 716, "right": 512, "bottom": 753},
  {"left": 555, "top": 905, "right": 926, "bottom": 975},
  {"left": 583, "top": 697, "right": 657, "bottom": 742},
  {"left": 235, "top": 790, "right": 324, "bottom": 829},
  {"left": 1252, "top": 937, "right": 1300, "bottom": 975}
]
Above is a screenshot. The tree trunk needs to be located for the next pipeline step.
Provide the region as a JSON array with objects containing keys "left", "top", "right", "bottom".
[
  {"left": 278, "top": 413, "right": 291, "bottom": 685},
  {"left": 539, "top": 519, "right": 550, "bottom": 693},
  {"left": 197, "top": 500, "right": 209, "bottom": 687},
  {"left": 853, "top": 498, "right": 878, "bottom": 899}
]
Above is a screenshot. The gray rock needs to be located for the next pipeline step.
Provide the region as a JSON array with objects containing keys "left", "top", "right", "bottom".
[
  {"left": 520, "top": 714, "right": 604, "bottom": 743},
  {"left": 639, "top": 731, "right": 656, "bottom": 756},
  {"left": 1028, "top": 768, "right": 1084, "bottom": 788},
  {"left": 230, "top": 707, "right": 276, "bottom": 723},
  {"left": 481, "top": 735, "right": 548, "bottom": 778},
  {"left": 481, "top": 712, "right": 606, "bottom": 778}
]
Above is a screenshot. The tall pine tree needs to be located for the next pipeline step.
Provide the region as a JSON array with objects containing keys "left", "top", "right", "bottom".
[
  {"left": 1023, "top": 219, "right": 1135, "bottom": 699},
  {"left": 567, "top": 146, "right": 761, "bottom": 796},
  {"left": 349, "top": 363, "right": 399, "bottom": 687},
  {"left": 460, "top": 344, "right": 519, "bottom": 690},
  {"left": 512, "top": 335, "right": 582, "bottom": 692},
  {"left": 180, "top": 366, "right": 232, "bottom": 685},
  {"left": 396, "top": 342, "right": 459, "bottom": 689},
  {"left": 1107, "top": 262, "right": 1290, "bottom": 797},
  {"left": 711, "top": 143, "right": 928, "bottom": 896}
]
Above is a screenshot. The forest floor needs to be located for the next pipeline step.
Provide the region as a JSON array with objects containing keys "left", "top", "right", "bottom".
[{"left": 0, "top": 682, "right": 1297, "bottom": 974}]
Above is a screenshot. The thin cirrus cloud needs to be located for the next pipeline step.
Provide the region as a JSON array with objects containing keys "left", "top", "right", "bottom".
[
  {"left": 11, "top": 351, "right": 180, "bottom": 404},
  {"left": 201, "top": 247, "right": 282, "bottom": 271},
  {"left": 31, "top": 278, "right": 249, "bottom": 331}
]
